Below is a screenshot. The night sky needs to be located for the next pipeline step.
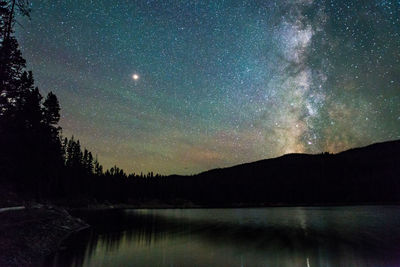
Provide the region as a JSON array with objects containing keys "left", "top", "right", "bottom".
[{"left": 15, "top": 0, "right": 400, "bottom": 175}]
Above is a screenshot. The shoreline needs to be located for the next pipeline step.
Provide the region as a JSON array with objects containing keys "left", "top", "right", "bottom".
[
  {"left": 0, "top": 205, "right": 89, "bottom": 267},
  {"left": 70, "top": 201, "right": 400, "bottom": 211}
]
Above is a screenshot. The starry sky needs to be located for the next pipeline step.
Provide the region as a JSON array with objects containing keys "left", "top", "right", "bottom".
[{"left": 15, "top": 0, "right": 400, "bottom": 175}]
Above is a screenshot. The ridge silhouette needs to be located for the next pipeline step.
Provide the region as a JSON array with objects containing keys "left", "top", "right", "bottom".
[{"left": 0, "top": 0, "right": 399, "bottom": 206}]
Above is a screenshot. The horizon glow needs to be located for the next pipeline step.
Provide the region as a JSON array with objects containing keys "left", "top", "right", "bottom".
[{"left": 16, "top": 0, "right": 400, "bottom": 175}]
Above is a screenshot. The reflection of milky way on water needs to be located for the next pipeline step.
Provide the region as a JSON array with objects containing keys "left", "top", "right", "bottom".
[{"left": 45, "top": 207, "right": 400, "bottom": 267}]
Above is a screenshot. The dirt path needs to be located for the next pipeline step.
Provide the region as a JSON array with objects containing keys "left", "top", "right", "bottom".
[{"left": 0, "top": 206, "right": 25, "bottom": 213}]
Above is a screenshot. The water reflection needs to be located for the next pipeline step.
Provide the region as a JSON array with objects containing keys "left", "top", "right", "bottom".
[{"left": 45, "top": 206, "right": 400, "bottom": 267}]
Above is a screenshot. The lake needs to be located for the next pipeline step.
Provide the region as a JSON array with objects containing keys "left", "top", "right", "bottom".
[{"left": 44, "top": 206, "right": 400, "bottom": 267}]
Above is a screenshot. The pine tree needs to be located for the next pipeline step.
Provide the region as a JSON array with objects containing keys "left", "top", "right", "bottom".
[
  {"left": 87, "top": 151, "right": 93, "bottom": 174},
  {"left": 94, "top": 155, "right": 103, "bottom": 176},
  {"left": 43, "top": 92, "right": 60, "bottom": 125},
  {"left": 0, "top": 1, "right": 30, "bottom": 118}
]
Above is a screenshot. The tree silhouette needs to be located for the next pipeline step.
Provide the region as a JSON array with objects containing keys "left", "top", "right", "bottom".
[
  {"left": 1, "top": 0, "right": 30, "bottom": 42},
  {"left": 1, "top": 0, "right": 398, "bottom": 206},
  {"left": 43, "top": 92, "right": 60, "bottom": 124}
]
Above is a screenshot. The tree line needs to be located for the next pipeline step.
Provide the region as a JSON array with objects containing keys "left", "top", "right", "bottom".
[
  {"left": 0, "top": 0, "right": 168, "bottom": 203},
  {"left": 1, "top": 0, "right": 399, "bottom": 206}
]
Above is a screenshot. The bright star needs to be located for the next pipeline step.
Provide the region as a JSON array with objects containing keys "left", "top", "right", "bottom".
[{"left": 132, "top": 73, "right": 139, "bottom": 81}]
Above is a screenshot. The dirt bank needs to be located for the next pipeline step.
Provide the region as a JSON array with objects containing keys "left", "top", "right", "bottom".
[{"left": 0, "top": 205, "right": 88, "bottom": 267}]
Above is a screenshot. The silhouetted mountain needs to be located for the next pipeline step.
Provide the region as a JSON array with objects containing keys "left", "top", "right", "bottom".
[
  {"left": 1, "top": 1, "right": 398, "bottom": 207},
  {"left": 178, "top": 139, "right": 400, "bottom": 205}
]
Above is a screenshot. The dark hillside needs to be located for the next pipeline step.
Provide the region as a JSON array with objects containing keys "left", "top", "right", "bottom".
[{"left": 175, "top": 140, "right": 400, "bottom": 205}]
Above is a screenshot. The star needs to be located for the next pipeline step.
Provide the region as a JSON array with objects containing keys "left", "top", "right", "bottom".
[
  {"left": 132, "top": 74, "right": 139, "bottom": 81},
  {"left": 15, "top": 0, "right": 400, "bottom": 175}
]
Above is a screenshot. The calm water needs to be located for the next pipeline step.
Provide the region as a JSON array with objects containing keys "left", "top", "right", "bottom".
[{"left": 45, "top": 206, "right": 400, "bottom": 267}]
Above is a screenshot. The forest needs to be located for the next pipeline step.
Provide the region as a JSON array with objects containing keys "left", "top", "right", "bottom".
[
  {"left": 0, "top": 0, "right": 166, "bottom": 202},
  {"left": 1, "top": 0, "right": 399, "bottom": 207}
]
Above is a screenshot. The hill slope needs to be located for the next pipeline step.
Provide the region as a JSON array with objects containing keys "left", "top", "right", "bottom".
[{"left": 165, "top": 140, "right": 400, "bottom": 205}]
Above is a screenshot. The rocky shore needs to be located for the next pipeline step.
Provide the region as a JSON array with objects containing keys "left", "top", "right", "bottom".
[{"left": 0, "top": 204, "right": 88, "bottom": 267}]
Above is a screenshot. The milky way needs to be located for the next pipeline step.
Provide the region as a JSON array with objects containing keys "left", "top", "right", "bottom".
[{"left": 16, "top": 0, "right": 400, "bottom": 174}]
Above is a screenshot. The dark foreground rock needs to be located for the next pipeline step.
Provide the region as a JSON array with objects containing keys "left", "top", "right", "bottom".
[{"left": 0, "top": 205, "right": 88, "bottom": 267}]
